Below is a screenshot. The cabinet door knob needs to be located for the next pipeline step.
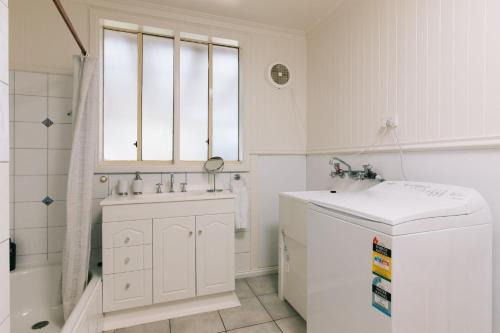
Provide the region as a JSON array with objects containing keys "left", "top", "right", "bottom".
[
  {"left": 125, "top": 283, "right": 130, "bottom": 290},
  {"left": 198, "top": 230, "right": 202, "bottom": 235},
  {"left": 124, "top": 237, "right": 130, "bottom": 244},
  {"left": 189, "top": 231, "right": 193, "bottom": 237},
  {"left": 124, "top": 257, "right": 130, "bottom": 264}
]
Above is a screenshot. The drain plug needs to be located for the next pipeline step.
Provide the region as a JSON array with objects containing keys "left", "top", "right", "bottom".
[{"left": 31, "top": 321, "right": 49, "bottom": 330}]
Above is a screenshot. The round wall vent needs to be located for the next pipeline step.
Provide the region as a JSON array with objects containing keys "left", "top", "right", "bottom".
[{"left": 268, "top": 62, "right": 291, "bottom": 89}]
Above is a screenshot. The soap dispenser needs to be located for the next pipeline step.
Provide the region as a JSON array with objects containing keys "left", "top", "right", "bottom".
[{"left": 132, "top": 172, "right": 144, "bottom": 195}]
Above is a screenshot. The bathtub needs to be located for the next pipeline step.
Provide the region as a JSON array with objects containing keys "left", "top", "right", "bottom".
[{"left": 10, "top": 263, "right": 102, "bottom": 333}]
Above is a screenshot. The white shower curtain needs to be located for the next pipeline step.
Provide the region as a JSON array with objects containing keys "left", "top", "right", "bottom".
[{"left": 62, "top": 55, "right": 98, "bottom": 319}]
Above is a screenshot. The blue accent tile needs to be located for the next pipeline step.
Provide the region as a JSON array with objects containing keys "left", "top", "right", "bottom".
[{"left": 42, "top": 196, "right": 54, "bottom": 206}]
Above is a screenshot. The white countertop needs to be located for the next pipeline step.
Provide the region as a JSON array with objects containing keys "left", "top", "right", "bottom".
[{"left": 100, "top": 190, "right": 236, "bottom": 206}]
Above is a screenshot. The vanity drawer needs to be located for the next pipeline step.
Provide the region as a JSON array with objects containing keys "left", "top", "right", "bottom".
[
  {"left": 103, "top": 220, "right": 152, "bottom": 249},
  {"left": 103, "top": 269, "right": 152, "bottom": 312},
  {"left": 103, "top": 244, "right": 152, "bottom": 274}
]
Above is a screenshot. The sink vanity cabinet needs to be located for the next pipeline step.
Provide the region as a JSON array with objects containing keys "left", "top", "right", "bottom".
[{"left": 100, "top": 192, "right": 239, "bottom": 330}]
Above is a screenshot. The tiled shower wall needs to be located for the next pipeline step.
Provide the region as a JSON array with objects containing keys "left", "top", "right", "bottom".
[
  {"left": 9, "top": 70, "right": 74, "bottom": 265},
  {"left": 9, "top": 70, "right": 251, "bottom": 273}
]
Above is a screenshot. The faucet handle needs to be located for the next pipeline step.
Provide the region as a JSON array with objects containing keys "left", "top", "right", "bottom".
[
  {"left": 156, "top": 183, "right": 163, "bottom": 193},
  {"left": 180, "top": 182, "right": 188, "bottom": 192}
]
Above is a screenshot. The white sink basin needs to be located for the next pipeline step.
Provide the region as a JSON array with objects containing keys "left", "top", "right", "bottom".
[{"left": 100, "top": 190, "right": 236, "bottom": 206}]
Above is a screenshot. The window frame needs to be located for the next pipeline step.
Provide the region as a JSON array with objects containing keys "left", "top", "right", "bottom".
[{"left": 100, "top": 25, "right": 241, "bottom": 168}]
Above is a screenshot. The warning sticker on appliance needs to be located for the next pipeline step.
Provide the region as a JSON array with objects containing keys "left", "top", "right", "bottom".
[
  {"left": 372, "top": 237, "right": 392, "bottom": 281},
  {"left": 372, "top": 276, "right": 392, "bottom": 317}
]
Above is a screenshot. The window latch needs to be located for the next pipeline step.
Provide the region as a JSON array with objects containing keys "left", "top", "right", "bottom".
[
  {"left": 205, "top": 139, "right": 210, "bottom": 145},
  {"left": 133, "top": 141, "right": 138, "bottom": 147}
]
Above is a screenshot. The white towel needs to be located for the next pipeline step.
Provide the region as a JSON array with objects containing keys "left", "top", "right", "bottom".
[{"left": 231, "top": 179, "right": 249, "bottom": 230}]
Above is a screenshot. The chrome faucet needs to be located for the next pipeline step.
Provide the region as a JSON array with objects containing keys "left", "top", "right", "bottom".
[
  {"left": 329, "top": 157, "right": 352, "bottom": 178},
  {"left": 329, "top": 157, "right": 383, "bottom": 181},
  {"left": 168, "top": 173, "right": 175, "bottom": 193}
]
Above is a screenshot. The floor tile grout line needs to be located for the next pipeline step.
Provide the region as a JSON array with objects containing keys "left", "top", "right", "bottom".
[{"left": 217, "top": 310, "right": 228, "bottom": 332}]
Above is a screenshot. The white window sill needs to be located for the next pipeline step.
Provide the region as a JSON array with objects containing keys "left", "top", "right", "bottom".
[{"left": 95, "top": 161, "right": 250, "bottom": 174}]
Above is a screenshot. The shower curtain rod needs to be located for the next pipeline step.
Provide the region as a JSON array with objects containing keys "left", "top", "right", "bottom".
[{"left": 52, "top": 0, "right": 88, "bottom": 56}]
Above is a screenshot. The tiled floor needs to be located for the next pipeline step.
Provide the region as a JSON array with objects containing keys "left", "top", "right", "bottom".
[{"left": 106, "top": 274, "right": 306, "bottom": 333}]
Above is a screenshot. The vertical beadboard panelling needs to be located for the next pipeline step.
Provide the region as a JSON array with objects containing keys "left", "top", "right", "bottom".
[{"left": 307, "top": 0, "right": 500, "bottom": 152}]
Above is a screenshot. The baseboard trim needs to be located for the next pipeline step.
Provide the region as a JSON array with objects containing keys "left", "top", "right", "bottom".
[
  {"left": 103, "top": 292, "right": 240, "bottom": 331},
  {"left": 235, "top": 266, "right": 278, "bottom": 279}
]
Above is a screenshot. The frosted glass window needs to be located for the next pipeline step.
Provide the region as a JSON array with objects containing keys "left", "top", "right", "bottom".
[
  {"left": 180, "top": 41, "right": 209, "bottom": 161},
  {"left": 212, "top": 46, "right": 239, "bottom": 160},
  {"left": 103, "top": 29, "right": 138, "bottom": 161},
  {"left": 142, "top": 35, "right": 174, "bottom": 161}
]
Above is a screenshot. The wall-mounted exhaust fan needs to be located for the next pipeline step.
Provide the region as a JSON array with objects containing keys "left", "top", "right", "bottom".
[{"left": 268, "top": 62, "right": 291, "bottom": 89}]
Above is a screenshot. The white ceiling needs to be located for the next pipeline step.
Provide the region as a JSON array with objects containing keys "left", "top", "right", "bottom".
[{"left": 140, "top": 0, "right": 344, "bottom": 31}]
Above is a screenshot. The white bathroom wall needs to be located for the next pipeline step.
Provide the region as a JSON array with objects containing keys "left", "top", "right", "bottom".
[
  {"left": 0, "top": 0, "right": 10, "bottom": 332},
  {"left": 307, "top": 0, "right": 500, "bottom": 153},
  {"left": 307, "top": 0, "right": 500, "bottom": 331},
  {"left": 253, "top": 155, "right": 306, "bottom": 269}
]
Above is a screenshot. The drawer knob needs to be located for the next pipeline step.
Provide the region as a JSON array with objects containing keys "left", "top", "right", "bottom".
[
  {"left": 125, "top": 283, "right": 130, "bottom": 290},
  {"left": 124, "top": 237, "right": 130, "bottom": 244},
  {"left": 124, "top": 257, "right": 130, "bottom": 265}
]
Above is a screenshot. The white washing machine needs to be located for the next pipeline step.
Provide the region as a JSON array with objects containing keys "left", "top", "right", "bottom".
[{"left": 308, "top": 181, "right": 492, "bottom": 333}]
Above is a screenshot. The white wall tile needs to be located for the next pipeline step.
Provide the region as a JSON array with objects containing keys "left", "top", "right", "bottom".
[
  {"left": 48, "top": 200, "right": 66, "bottom": 227},
  {"left": 48, "top": 123, "right": 72, "bottom": 149},
  {"left": 15, "top": 227, "right": 47, "bottom": 255},
  {"left": 48, "top": 149, "right": 71, "bottom": 175},
  {"left": 14, "top": 175, "right": 46, "bottom": 202},
  {"left": 0, "top": 164, "right": 8, "bottom": 242},
  {"left": 0, "top": 4, "right": 7, "bottom": 85},
  {"left": 0, "top": 241, "right": 9, "bottom": 324},
  {"left": 16, "top": 254, "right": 47, "bottom": 265},
  {"left": 48, "top": 252, "right": 62, "bottom": 263},
  {"left": 14, "top": 202, "right": 46, "bottom": 229},
  {"left": 14, "top": 149, "right": 47, "bottom": 175},
  {"left": 48, "top": 175, "right": 67, "bottom": 201},
  {"left": 14, "top": 72, "right": 47, "bottom": 96},
  {"left": 8, "top": 149, "right": 13, "bottom": 174},
  {"left": 48, "top": 226, "right": 65, "bottom": 253},
  {"left": 8, "top": 122, "right": 12, "bottom": 149},
  {"left": 8, "top": 71, "right": 13, "bottom": 94},
  {"left": 48, "top": 97, "right": 72, "bottom": 123},
  {"left": 235, "top": 231, "right": 251, "bottom": 253},
  {"left": 235, "top": 252, "right": 251, "bottom": 273},
  {"left": 91, "top": 222, "right": 101, "bottom": 249},
  {"left": 14, "top": 95, "right": 47, "bottom": 122},
  {"left": 48, "top": 74, "right": 73, "bottom": 98},
  {"left": 212, "top": 172, "right": 231, "bottom": 190},
  {"left": 8, "top": 175, "right": 13, "bottom": 203},
  {"left": 9, "top": 203, "right": 13, "bottom": 229},
  {"left": 91, "top": 199, "right": 102, "bottom": 224},
  {"left": 14, "top": 122, "right": 47, "bottom": 149},
  {"left": 0, "top": 83, "right": 8, "bottom": 161},
  {"left": 92, "top": 175, "right": 109, "bottom": 199},
  {"left": 9, "top": 94, "right": 13, "bottom": 121}
]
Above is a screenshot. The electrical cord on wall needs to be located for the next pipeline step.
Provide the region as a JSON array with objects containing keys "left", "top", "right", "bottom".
[{"left": 389, "top": 127, "right": 408, "bottom": 181}]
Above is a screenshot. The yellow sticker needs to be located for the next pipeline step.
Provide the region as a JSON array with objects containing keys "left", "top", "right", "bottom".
[{"left": 372, "top": 237, "right": 392, "bottom": 281}]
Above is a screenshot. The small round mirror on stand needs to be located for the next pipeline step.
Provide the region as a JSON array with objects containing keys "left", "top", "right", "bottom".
[{"left": 204, "top": 157, "right": 224, "bottom": 193}]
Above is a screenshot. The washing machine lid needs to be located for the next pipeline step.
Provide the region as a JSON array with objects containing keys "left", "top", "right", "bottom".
[{"left": 310, "top": 181, "right": 488, "bottom": 226}]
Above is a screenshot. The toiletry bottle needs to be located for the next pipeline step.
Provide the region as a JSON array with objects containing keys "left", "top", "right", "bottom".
[{"left": 133, "top": 171, "right": 144, "bottom": 195}]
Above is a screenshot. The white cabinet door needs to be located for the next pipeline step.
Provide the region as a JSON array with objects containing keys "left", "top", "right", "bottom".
[
  {"left": 153, "top": 217, "right": 196, "bottom": 303},
  {"left": 196, "top": 214, "right": 235, "bottom": 296}
]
